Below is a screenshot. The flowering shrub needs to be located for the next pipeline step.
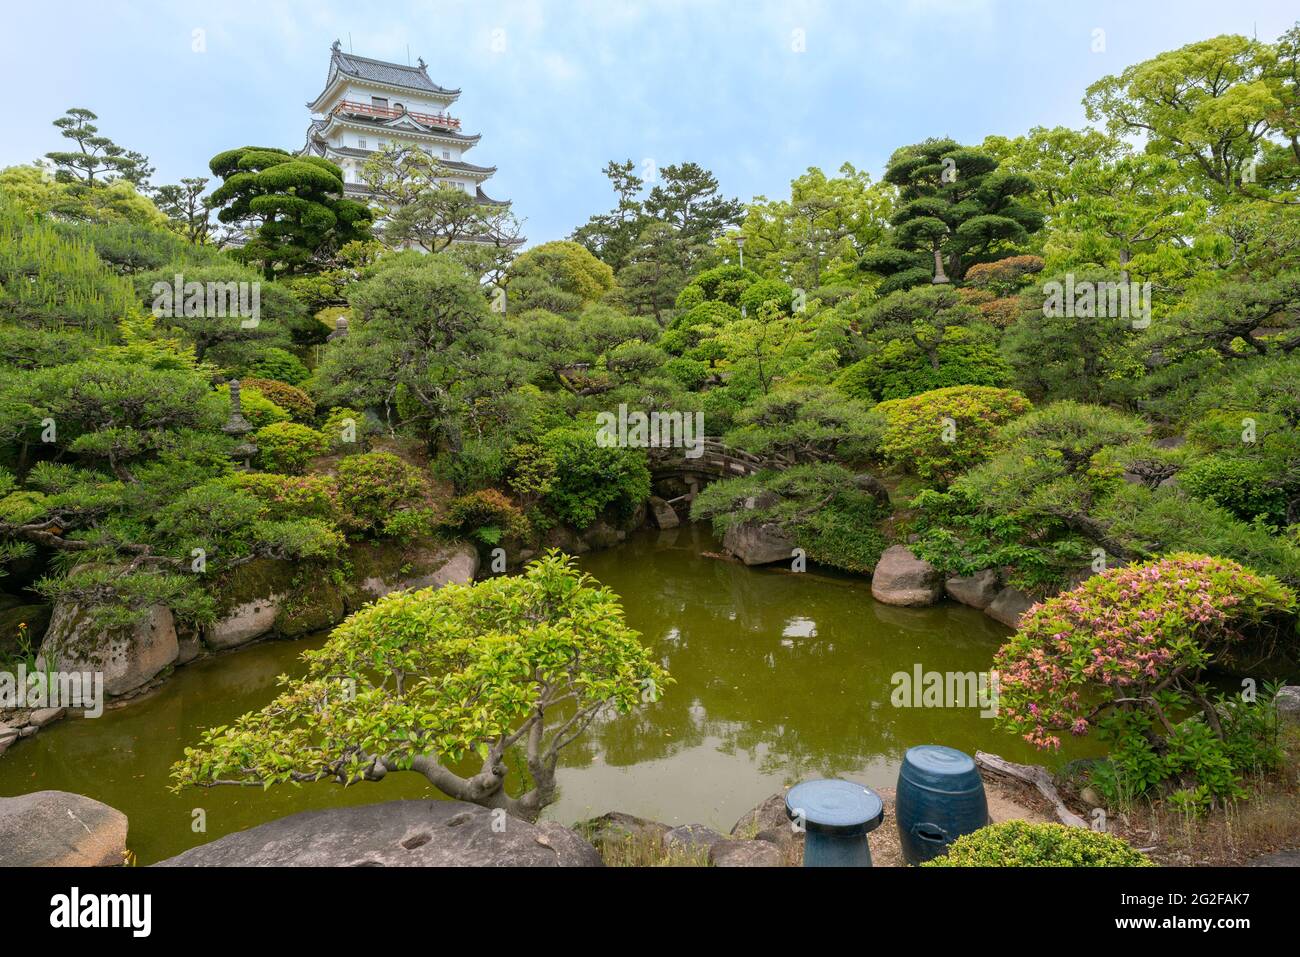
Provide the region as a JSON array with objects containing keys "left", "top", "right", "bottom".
[
  {"left": 875, "top": 385, "right": 1032, "bottom": 484},
  {"left": 228, "top": 472, "right": 338, "bottom": 522},
  {"left": 995, "top": 554, "right": 1295, "bottom": 809},
  {"left": 924, "top": 821, "right": 1151, "bottom": 867},
  {"left": 962, "top": 255, "right": 1044, "bottom": 295}
]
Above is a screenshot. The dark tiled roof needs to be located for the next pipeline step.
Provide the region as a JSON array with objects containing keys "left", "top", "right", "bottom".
[
  {"left": 476, "top": 185, "right": 511, "bottom": 207},
  {"left": 329, "top": 47, "right": 459, "bottom": 96}
]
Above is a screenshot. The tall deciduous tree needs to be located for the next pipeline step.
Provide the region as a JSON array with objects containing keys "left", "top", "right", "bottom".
[{"left": 1083, "top": 33, "right": 1283, "bottom": 198}]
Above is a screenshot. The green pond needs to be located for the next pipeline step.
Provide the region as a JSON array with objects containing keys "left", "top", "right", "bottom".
[{"left": 0, "top": 526, "right": 1092, "bottom": 864}]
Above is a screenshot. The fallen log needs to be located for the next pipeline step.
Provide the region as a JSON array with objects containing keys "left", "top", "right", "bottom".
[{"left": 975, "top": 751, "right": 1089, "bottom": 829}]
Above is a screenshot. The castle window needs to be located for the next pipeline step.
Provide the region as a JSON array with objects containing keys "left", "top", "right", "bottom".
[
  {"left": 371, "top": 96, "right": 388, "bottom": 110},
  {"left": 357, "top": 137, "right": 367, "bottom": 149}
]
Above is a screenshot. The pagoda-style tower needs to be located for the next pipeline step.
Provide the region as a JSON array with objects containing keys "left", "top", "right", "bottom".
[{"left": 301, "top": 41, "right": 514, "bottom": 228}]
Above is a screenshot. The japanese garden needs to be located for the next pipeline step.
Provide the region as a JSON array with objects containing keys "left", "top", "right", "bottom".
[{"left": 2, "top": 19, "right": 1300, "bottom": 875}]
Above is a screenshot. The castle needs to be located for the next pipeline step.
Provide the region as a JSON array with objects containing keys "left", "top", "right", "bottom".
[{"left": 300, "top": 41, "right": 515, "bottom": 242}]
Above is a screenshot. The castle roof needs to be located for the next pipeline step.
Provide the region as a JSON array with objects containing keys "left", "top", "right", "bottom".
[{"left": 326, "top": 42, "right": 459, "bottom": 95}]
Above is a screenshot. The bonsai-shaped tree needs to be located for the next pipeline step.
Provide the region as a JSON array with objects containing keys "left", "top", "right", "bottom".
[
  {"left": 861, "top": 137, "right": 1041, "bottom": 291},
  {"left": 207, "top": 146, "right": 372, "bottom": 278},
  {"left": 172, "top": 553, "right": 669, "bottom": 821}
]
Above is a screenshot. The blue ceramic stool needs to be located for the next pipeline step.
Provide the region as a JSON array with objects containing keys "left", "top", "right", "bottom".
[
  {"left": 895, "top": 745, "right": 989, "bottom": 865},
  {"left": 785, "top": 779, "right": 884, "bottom": 867}
]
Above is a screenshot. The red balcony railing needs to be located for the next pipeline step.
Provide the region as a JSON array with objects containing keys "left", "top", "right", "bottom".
[{"left": 331, "top": 100, "right": 461, "bottom": 131}]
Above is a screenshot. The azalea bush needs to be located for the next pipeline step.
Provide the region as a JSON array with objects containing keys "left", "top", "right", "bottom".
[
  {"left": 441, "top": 488, "right": 532, "bottom": 547},
  {"left": 334, "top": 451, "right": 432, "bottom": 537},
  {"left": 241, "top": 377, "right": 315, "bottom": 422},
  {"left": 255, "top": 421, "right": 329, "bottom": 475},
  {"left": 875, "top": 385, "right": 1033, "bottom": 485},
  {"left": 994, "top": 553, "right": 1295, "bottom": 810},
  {"left": 172, "top": 553, "right": 669, "bottom": 820},
  {"left": 925, "top": 821, "right": 1152, "bottom": 867}
]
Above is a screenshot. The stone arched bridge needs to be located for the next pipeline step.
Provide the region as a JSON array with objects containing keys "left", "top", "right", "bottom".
[{"left": 646, "top": 438, "right": 784, "bottom": 526}]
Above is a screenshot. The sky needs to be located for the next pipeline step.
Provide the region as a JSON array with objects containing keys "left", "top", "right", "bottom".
[{"left": 2, "top": 0, "right": 1296, "bottom": 246}]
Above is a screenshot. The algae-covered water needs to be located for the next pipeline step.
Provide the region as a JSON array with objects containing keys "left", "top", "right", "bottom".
[{"left": 0, "top": 526, "right": 1086, "bottom": 863}]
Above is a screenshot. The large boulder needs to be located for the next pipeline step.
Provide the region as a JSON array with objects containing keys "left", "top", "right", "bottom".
[
  {"left": 647, "top": 496, "right": 680, "bottom": 530},
  {"left": 205, "top": 558, "right": 291, "bottom": 650},
  {"left": 730, "top": 790, "right": 792, "bottom": 837},
  {"left": 722, "top": 522, "right": 795, "bottom": 566},
  {"left": 41, "top": 603, "right": 177, "bottom": 697},
  {"left": 0, "top": 790, "right": 128, "bottom": 866},
  {"left": 580, "top": 520, "right": 624, "bottom": 551},
  {"left": 871, "top": 546, "right": 942, "bottom": 607},
  {"left": 986, "top": 587, "right": 1037, "bottom": 629},
  {"left": 157, "top": 800, "right": 601, "bottom": 867},
  {"left": 709, "top": 840, "right": 783, "bottom": 867},
  {"left": 1276, "top": 686, "right": 1300, "bottom": 725},
  {"left": 575, "top": 811, "right": 671, "bottom": 850},
  {"left": 945, "top": 569, "right": 1001, "bottom": 609},
  {"left": 352, "top": 543, "right": 480, "bottom": 603},
  {"left": 206, "top": 595, "right": 283, "bottom": 650}
]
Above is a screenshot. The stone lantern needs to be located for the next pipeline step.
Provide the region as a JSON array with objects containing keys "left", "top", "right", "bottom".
[
  {"left": 326, "top": 315, "right": 349, "bottom": 342},
  {"left": 223, "top": 379, "right": 257, "bottom": 469}
]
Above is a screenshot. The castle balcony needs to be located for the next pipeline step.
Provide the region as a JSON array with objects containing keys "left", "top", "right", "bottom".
[{"left": 330, "top": 99, "right": 461, "bottom": 131}]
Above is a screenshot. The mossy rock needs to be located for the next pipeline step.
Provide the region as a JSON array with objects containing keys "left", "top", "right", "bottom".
[
  {"left": 345, "top": 539, "right": 478, "bottom": 609},
  {"left": 209, "top": 558, "right": 348, "bottom": 648},
  {"left": 214, "top": 559, "right": 299, "bottom": 619},
  {"left": 276, "top": 576, "right": 346, "bottom": 638}
]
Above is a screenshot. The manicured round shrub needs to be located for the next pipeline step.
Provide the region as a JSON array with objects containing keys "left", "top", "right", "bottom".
[
  {"left": 242, "top": 377, "right": 315, "bottom": 422},
  {"left": 228, "top": 472, "right": 338, "bottom": 522},
  {"left": 254, "top": 422, "right": 329, "bottom": 475},
  {"left": 1180, "top": 455, "right": 1287, "bottom": 526},
  {"left": 442, "top": 489, "right": 532, "bottom": 546},
  {"left": 962, "top": 254, "right": 1044, "bottom": 295},
  {"left": 683, "top": 263, "right": 759, "bottom": 306},
  {"left": 334, "top": 451, "right": 430, "bottom": 535},
  {"left": 216, "top": 382, "right": 289, "bottom": 429},
  {"left": 319, "top": 406, "right": 372, "bottom": 452},
  {"left": 739, "top": 278, "right": 794, "bottom": 314},
  {"left": 875, "top": 385, "right": 1033, "bottom": 484},
  {"left": 835, "top": 334, "right": 1012, "bottom": 402},
  {"left": 924, "top": 821, "right": 1152, "bottom": 867},
  {"left": 249, "top": 347, "right": 310, "bottom": 386}
]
